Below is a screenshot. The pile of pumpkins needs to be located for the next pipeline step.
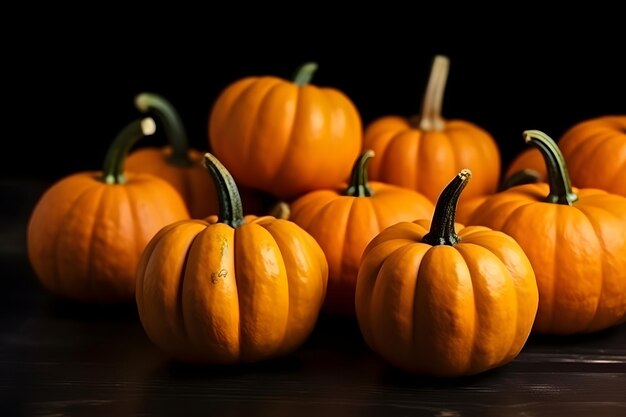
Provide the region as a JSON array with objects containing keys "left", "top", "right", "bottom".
[{"left": 27, "top": 56, "right": 626, "bottom": 377}]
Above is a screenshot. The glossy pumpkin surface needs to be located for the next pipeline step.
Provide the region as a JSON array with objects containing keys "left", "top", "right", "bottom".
[{"left": 356, "top": 170, "right": 538, "bottom": 376}]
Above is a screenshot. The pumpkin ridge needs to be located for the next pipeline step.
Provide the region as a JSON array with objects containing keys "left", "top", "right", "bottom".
[
  {"left": 269, "top": 82, "right": 301, "bottom": 186},
  {"left": 239, "top": 79, "right": 284, "bottom": 185},
  {"left": 178, "top": 229, "right": 204, "bottom": 350},
  {"left": 124, "top": 183, "right": 147, "bottom": 259},
  {"left": 569, "top": 204, "right": 607, "bottom": 332},
  {"left": 65, "top": 183, "right": 105, "bottom": 298},
  {"left": 454, "top": 245, "right": 479, "bottom": 374},
  {"left": 408, "top": 244, "right": 434, "bottom": 364},
  {"left": 43, "top": 179, "right": 93, "bottom": 293}
]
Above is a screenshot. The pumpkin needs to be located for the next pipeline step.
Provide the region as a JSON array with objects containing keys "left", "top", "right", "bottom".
[
  {"left": 355, "top": 169, "right": 538, "bottom": 376},
  {"left": 363, "top": 55, "right": 500, "bottom": 204},
  {"left": 504, "top": 115, "right": 626, "bottom": 196},
  {"left": 27, "top": 118, "right": 190, "bottom": 303},
  {"left": 468, "top": 130, "right": 626, "bottom": 334},
  {"left": 209, "top": 62, "right": 362, "bottom": 199},
  {"left": 136, "top": 153, "right": 328, "bottom": 363},
  {"left": 127, "top": 93, "right": 272, "bottom": 217},
  {"left": 559, "top": 115, "right": 625, "bottom": 195},
  {"left": 289, "top": 150, "right": 434, "bottom": 315}
]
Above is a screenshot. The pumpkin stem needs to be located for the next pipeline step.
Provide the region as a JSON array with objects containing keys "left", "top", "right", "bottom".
[
  {"left": 523, "top": 130, "right": 578, "bottom": 205},
  {"left": 135, "top": 93, "right": 192, "bottom": 167},
  {"left": 499, "top": 168, "right": 542, "bottom": 191},
  {"left": 418, "top": 55, "right": 449, "bottom": 131},
  {"left": 422, "top": 169, "right": 471, "bottom": 246},
  {"left": 345, "top": 150, "right": 375, "bottom": 197},
  {"left": 269, "top": 201, "right": 291, "bottom": 220},
  {"left": 202, "top": 153, "right": 245, "bottom": 228},
  {"left": 293, "top": 62, "right": 318, "bottom": 86},
  {"left": 102, "top": 118, "right": 156, "bottom": 185}
]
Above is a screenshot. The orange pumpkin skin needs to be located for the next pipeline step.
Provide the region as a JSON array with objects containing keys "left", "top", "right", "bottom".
[
  {"left": 136, "top": 154, "right": 328, "bottom": 363},
  {"left": 290, "top": 152, "right": 433, "bottom": 315},
  {"left": 469, "top": 131, "right": 626, "bottom": 334},
  {"left": 356, "top": 176, "right": 538, "bottom": 376},
  {"left": 559, "top": 115, "right": 626, "bottom": 196},
  {"left": 27, "top": 172, "right": 189, "bottom": 303},
  {"left": 209, "top": 63, "right": 362, "bottom": 199},
  {"left": 469, "top": 184, "right": 626, "bottom": 334},
  {"left": 365, "top": 117, "right": 500, "bottom": 204},
  {"left": 127, "top": 147, "right": 219, "bottom": 218}
]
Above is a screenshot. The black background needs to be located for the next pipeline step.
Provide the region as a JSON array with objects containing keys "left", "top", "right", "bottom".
[{"left": 7, "top": 15, "right": 625, "bottom": 182}]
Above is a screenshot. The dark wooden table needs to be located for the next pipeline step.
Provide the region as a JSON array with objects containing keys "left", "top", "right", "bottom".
[{"left": 2, "top": 180, "right": 626, "bottom": 417}]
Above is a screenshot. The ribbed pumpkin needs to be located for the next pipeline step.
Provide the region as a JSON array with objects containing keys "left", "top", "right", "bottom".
[
  {"left": 559, "top": 115, "right": 625, "bottom": 195},
  {"left": 289, "top": 150, "right": 434, "bottom": 315},
  {"left": 136, "top": 153, "right": 328, "bottom": 363},
  {"left": 363, "top": 55, "right": 500, "bottom": 203},
  {"left": 127, "top": 93, "right": 271, "bottom": 217},
  {"left": 504, "top": 115, "right": 625, "bottom": 196},
  {"left": 209, "top": 63, "right": 362, "bottom": 199},
  {"left": 27, "top": 118, "right": 190, "bottom": 303},
  {"left": 356, "top": 170, "right": 538, "bottom": 376},
  {"left": 469, "top": 130, "right": 626, "bottom": 334}
]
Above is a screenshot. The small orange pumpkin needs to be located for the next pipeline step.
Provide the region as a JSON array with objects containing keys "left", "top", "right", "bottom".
[
  {"left": 504, "top": 115, "right": 625, "bottom": 196},
  {"left": 355, "top": 169, "right": 538, "bottom": 376},
  {"left": 469, "top": 130, "right": 626, "bottom": 334},
  {"left": 127, "top": 93, "right": 272, "bottom": 217},
  {"left": 209, "top": 63, "right": 362, "bottom": 199},
  {"left": 363, "top": 55, "right": 500, "bottom": 203},
  {"left": 289, "top": 150, "right": 434, "bottom": 315},
  {"left": 136, "top": 153, "right": 328, "bottom": 363},
  {"left": 27, "top": 118, "right": 190, "bottom": 303},
  {"left": 559, "top": 115, "right": 625, "bottom": 195}
]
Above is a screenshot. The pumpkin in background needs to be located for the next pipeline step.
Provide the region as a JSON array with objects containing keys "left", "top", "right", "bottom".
[
  {"left": 136, "top": 153, "right": 328, "bottom": 363},
  {"left": 503, "top": 115, "right": 625, "bottom": 196},
  {"left": 504, "top": 148, "right": 546, "bottom": 183},
  {"left": 468, "top": 130, "right": 626, "bottom": 334},
  {"left": 355, "top": 169, "right": 538, "bottom": 376},
  {"left": 27, "top": 118, "right": 189, "bottom": 303},
  {"left": 127, "top": 93, "right": 273, "bottom": 217},
  {"left": 289, "top": 150, "right": 434, "bottom": 315},
  {"left": 209, "top": 63, "right": 362, "bottom": 199},
  {"left": 363, "top": 55, "right": 500, "bottom": 204},
  {"left": 559, "top": 115, "right": 625, "bottom": 196}
]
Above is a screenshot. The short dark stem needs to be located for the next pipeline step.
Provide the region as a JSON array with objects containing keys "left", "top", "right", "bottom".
[
  {"left": 135, "top": 93, "right": 192, "bottom": 167},
  {"left": 523, "top": 130, "right": 578, "bottom": 205},
  {"left": 202, "top": 153, "right": 244, "bottom": 228},
  {"left": 293, "top": 62, "right": 318, "bottom": 86},
  {"left": 102, "top": 118, "right": 156, "bottom": 185},
  {"left": 345, "top": 150, "right": 375, "bottom": 197},
  {"left": 422, "top": 169, "right": 472, "bottom": 246}
]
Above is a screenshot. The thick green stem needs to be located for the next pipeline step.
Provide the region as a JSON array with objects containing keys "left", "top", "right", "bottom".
[
  {"left": 345, "top": 150, "right": 375, "bottom": 197},
  {"left": 418, "top": 55, "right": 449, "bottom": 131},
  {"left": 202, "top": 153, "right": 244, "bottom": 228},
  {"left": 293, "top": 62, "right": 318, "bottom": 86},
  {"left": 523, "top": 130, "right": 578, "bottom": 205},
  {"left": 135, "top": 93, "right": 192, "bottom": 167},
  {"left": 422, "top": 169, "right": 471, "bottom": 246},
  {"left": 102, "top": 118, "right": 156, "bottom": 185}
]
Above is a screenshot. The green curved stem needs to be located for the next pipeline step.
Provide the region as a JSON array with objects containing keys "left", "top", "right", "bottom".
[
  {"left": 102, "top": 118, "right": 156, "bottom": 184},
  {"left": 422, "top": 169, "right": 471, "bottom": 246},
  {"left": 135, "top": 93, "right": 192, "bottom": 167},
  {"left": 293, "top": 62, "right": 318, "bottom": 86},
  {"left": 523, "top": 130, "right": 578, "bottom": 205},
  {"left": 418, "top": 55, "right": 449, "bottom": 131},
  {"left": 202, "top": 153, "right": 244, "bottom": 228},
  {"left": 499, "top": 168, "right": 541, "bottom": 191},
  {"left": 345, "top": 150, "right": 375, "bottom": 197}
]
